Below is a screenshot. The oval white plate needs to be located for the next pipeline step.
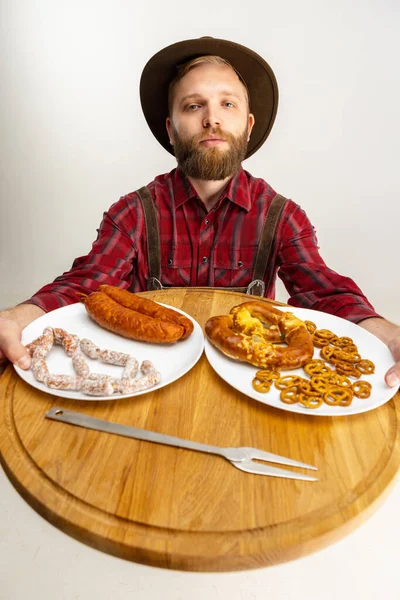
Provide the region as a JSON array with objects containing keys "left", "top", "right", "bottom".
[
  {"left": 15, "top": 302, "right": 204, "bottom": 401},
  {"left": 204, "top": 306, "right": 397, "bottom": 417}
]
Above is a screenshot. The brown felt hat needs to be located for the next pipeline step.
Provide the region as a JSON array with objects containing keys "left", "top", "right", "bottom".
[{"left": 140, "top": 36, "right": 279, "bottom": 159}]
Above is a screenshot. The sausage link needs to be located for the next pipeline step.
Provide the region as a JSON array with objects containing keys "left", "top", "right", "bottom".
[
  {"left": 31, "top": 358, "right": 49, "bottom": 382},
  {"left": 122, "top": 357, "right": 139, "bottom": 379},
  {"left": 26, "top": 330, "right": 53, "bottom": 356},
  {"left": 80, "top": 338, "right": 101, "bottom": 359},
  {"left": 71, "top": 350, "right": 91, "bottom": 378},
  {"left": 81, "top": 375, "right": 115, "bottom": 396},
  {"left": 32, "top": 328, "right": 54, "bottom": 359},
  {"left": 99, "top": 349, "right": 131, "bottom": 366},
  {"left": 52, "top": 328, "right": 80, "bottom": 356},
  {"left": 98, "top": 285, "right": 194, "bottom": 339},
  {"left": 84, "top": 291, "right": 184, "bottom": 343},
  {"left": 44, "top": 374, "right": 84, "bottom": 391}
]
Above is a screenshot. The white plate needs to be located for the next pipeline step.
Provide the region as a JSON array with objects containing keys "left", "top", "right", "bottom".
[
  {"left": 15, "top": 302, "right": 204, "bottom": 401},
  {"left": 204, "top": 306, "right": 397, "bottom": 417}
]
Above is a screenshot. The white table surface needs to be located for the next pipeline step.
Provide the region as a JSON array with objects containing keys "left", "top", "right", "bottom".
[{"left": 1, "top": 463, "right": 399, "bottom": 600}]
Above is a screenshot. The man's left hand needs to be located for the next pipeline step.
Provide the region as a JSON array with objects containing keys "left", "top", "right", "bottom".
[
  {"left": 386, "top": 329, "right": 400, "bottom": 387},
  {"left": 358, "top": 317, "right": 400, "bottom": 388}
]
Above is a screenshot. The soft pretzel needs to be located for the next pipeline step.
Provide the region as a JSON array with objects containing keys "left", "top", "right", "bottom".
[{"left": 205, "top": 301, "right": 314, "bottom": 369}]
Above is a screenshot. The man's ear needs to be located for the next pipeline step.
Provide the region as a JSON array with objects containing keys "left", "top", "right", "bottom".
[
  {"left": 247, "top": 113, "right": 255, "bottom": 141},
  {"left": 166, "top": 117, "right": 173, "bottom": 145}
]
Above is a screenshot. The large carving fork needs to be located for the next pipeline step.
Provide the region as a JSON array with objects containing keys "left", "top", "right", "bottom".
[{"left": 46, "top": 407, "right": 318, "bottom": 482}]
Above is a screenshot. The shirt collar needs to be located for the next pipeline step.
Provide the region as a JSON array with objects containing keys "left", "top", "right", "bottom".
[
  {"left": 172, "top": 167, "right": 252, "bottom": 211},
  {"left": 172, "top": 168, "right": 198, "bottom": 208},
  {"left": 223, "top": 168, "right": 252, "bottom": 211}
]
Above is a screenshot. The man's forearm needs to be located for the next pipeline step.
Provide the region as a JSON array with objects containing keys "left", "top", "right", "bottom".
[
  {"left": 357, "top": 316, "right": 399, "bottom": 346},
  {"left": 3, "top": 303, "right": 45, "bottom": 329}
]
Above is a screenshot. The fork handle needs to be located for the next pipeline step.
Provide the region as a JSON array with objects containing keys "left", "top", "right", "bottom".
[{"left": 45, "top": 407, "right": 240, "bottom": 460}]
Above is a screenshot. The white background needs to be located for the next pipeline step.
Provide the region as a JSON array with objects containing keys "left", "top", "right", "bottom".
[{"left": 1, "top": 1, "right": 400, "bottom": 598}]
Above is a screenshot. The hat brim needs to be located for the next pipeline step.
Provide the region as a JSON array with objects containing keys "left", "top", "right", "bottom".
[{"left": 140, "top": 37, "right": 278, "bottom": 159}]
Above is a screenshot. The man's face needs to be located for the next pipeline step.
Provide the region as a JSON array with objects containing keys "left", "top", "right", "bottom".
[{"left": 166, "top": 63, "right": 255, "bottom": 180}]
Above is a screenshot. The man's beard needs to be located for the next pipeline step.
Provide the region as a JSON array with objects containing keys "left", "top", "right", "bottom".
[{"left": 172, "top": 126, "right": 248, "bottom": 181}]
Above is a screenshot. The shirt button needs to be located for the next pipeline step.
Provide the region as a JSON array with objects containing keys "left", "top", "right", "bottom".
[
  {"left": 168, "top": 259, "right": 172, "bottom": 265},
  {"left": 205, "top": 219, "right": 209, "bottom": 225},
  {"left": 202, "top": 256, "right": 208, "bottom": 264},
  {"left": 238, "top": 261, "right": 243, "bottom": 267}
]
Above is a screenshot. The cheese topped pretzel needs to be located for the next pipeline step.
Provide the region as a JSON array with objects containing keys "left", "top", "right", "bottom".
[{"left": 205, "top": 301, "right": 314, "bottom": 369}]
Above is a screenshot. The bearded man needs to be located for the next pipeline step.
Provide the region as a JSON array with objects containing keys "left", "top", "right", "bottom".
[{"left": 0, "top": 37, "right": 399, "bottom": 387}]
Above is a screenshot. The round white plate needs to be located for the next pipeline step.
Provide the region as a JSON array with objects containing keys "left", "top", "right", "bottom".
[
  {"left": 15, "top": 302, "right": 204, "bottom": 401},
  {"left": 204, "top": 306, "right": 397, "bottom": 417}
]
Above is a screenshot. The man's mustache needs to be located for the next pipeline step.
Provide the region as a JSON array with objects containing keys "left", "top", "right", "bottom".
[{"left": 195, "top": 128, "right": 231, "bottom": 143}]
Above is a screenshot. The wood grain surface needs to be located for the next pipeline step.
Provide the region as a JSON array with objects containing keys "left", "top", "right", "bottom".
[{"left": 1, "top": 289, "right": 399, "bottom": 571}]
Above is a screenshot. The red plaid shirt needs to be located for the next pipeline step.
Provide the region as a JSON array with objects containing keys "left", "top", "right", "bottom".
[{"left": 27, "top": 168, "right": 380, "bottom": 323}]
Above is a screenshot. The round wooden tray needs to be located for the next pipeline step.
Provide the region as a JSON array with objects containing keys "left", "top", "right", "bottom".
[{"left": 1, "top": 289, "right": 399, "bottom": 571}]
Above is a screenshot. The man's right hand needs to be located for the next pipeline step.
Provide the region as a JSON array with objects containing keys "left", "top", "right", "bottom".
[{"left": 0, "top": 304, "right": 45, "bottom": 372}]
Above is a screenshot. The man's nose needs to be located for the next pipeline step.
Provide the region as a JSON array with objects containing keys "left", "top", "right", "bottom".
[{"left": 202, "top": 107, "right": 221, "bottom": 128}]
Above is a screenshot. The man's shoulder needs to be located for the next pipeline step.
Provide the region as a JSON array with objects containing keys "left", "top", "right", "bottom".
[
  {"left": 243, "top": 169, "right": 305, "bottom": 208},
  {"left": 241, "top": 169, "right": 310, "bottom": 228},
  {"left": 241, "top": 169, "right": 277, "bottom": 200},
  {"left": 119, "top": 169, "right": 177, "bottom": 203}
]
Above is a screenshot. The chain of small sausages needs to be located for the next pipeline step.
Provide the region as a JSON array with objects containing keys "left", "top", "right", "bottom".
[{"left": 26, "top": 327, "right": 160, "bottom": 396}]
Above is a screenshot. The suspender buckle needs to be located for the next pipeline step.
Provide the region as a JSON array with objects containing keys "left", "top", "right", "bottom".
[
  {"left": 246, "top": 279, "right": 265, "bottom": 297},
  {"left": 146, "top": 277, "right": 163, "bottom": 291}
]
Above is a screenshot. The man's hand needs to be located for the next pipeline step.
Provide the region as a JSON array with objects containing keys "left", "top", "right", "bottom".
[
  {"left": 358, "top": 317, "right": 400, "bottom": 388},
  {"left": 0, "top": 304, "right": 45, "bottom": 372},
  {"left": 387, "top": 330, "right": 400, "bottom": 388}
]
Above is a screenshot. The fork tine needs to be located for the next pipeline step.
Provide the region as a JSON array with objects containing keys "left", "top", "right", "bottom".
[
  {"left": 232, "top": 459, "right": 318, "bottom": 481},
  {"left": 241, "top": 447, "right": 317, "bottom": 471}
]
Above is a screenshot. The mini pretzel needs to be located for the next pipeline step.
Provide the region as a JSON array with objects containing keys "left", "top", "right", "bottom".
[
  {"left": 310, "top": 375, "right": 332, "bottom": 394},
  {"left": 298, "top": 379, "right": 322, "bottom": 396},
  {"left": 320, "top": 345, "right": 337, "bottom": 362},
  {"left": 324, "top": 387, "right": 354, "bottom": 406},
  {"left": 299, "top": 393, "right": 323, "bottom": 409},
  {"left": 352, "top": 381, "right": 372, "bottom": 398},
  {"left": 333, "top": 349, "right": 362, "bottom": 363},
  {"left": 335, "top": 362, "right": 361, "bottom": 378},
  {"left": 252, "top": 378, "right": 272, "bottom": 393},
  {"left": 335, "top": 336, "right": 355, "bottom": 348},
  {"left": 314, "top": 329, "right": 336, "bottom": 340},
  {"left": 342, "top": 344, "right": 359, "bottom": 354},
  {"left": 255, "top": 368, "right": 281, "bottom": 381},
  {"left": 357, "top": 359, "right": 375, "bottom": 375},
  {"left": 280, "top": 386, "right": 300, "bottom": 404},
  {"left": 275, "top": 375, "right": 302, "bottom": 390},
  {"left": 305, "top": 320, "right": 317, "bottom": 334},
  {"left": 328, "top": 373, "right": 352, "bottom": 388},
  {"left": 312, "top": 336, "right": 331, "bottom": 348},
  {"left": 304, "top": 360, "right": 332, "bottom": 376}
]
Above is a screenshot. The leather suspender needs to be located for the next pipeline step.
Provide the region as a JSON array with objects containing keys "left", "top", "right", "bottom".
[
  {"left": 136, "top": 186, "right": 162, "bottom": 291},
  {"left": 135, "top": 187, "right": 287, "bottom": 296},
  {"left": 249, "top": 193, "right": 287, "bottom": 295}
]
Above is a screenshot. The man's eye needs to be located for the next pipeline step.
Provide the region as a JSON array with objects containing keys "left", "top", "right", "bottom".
[
  {"left": 186, "top": 104, "right": 200, "bottom": 111},
  {"left": 224, "top": 102, "right": 234, "bottom": 108}
]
